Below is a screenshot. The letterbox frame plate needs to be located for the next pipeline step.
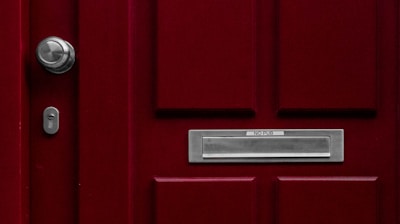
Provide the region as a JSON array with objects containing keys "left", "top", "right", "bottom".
[{"left": 189, "top": 129, "right": 344, "bottom": 163}]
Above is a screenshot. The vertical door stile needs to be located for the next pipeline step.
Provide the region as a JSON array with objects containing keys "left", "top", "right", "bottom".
[
  {"left": 78, "top": 0, "right": 132, "bottom": 224},
  {"left": 0, "top": 0, "right": 29, "bottom": 223},
  {"left": 29, "top": 0, "right": 79, "bottom": 223}
]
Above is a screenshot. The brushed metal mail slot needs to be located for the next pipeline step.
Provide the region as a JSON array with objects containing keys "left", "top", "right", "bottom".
[
  {"left": 203, "top": 136, "right": 330, "bottom": 158},
  {"left": 189, "top": 129, "right": 343, "bottom": 163}
]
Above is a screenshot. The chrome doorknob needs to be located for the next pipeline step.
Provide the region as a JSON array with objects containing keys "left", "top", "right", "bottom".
[{"left": 36, "top": 36, "right": 75, "bottom": 74}]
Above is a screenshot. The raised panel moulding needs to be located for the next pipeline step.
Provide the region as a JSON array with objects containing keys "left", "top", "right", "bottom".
[
  {"left": 156, "top": 0, "right": 256, "bottom": 112},
  {"left": 278, "top": 0, "right": 377, "bottom": 113},
  {"left": 277, "top": 176, "right": 378, "bottom": 224},
  {"left": 154, "top": 177, "right": 256, "bottom": 224}
]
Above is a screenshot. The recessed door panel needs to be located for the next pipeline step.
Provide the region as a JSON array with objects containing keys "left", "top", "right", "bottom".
[
  {"left": 156, "top": 0, "right": 256, "bottom": 112},
  {"left": 154, "top": 177, "right": 256, "bottom": 224},
  {"left": 278, "top": 0, "right": 377, "bottom": 113},
  {"left": 277, "top": 177, "right": 378, "bottom": 224}
]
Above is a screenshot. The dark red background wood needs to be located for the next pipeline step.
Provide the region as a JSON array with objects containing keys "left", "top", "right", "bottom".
[
  {"left": 78, "top": 0, "right": 132, "bottom": 224},
  {"left": 156, "top": 0, "right": 256, "bottom": 112},
  {"left": 278, "top": 0, "right": 377, "bottom": 113},
  {"left": 0, "top": 0, "right": 29, "bottom": 223},
  {"left": 155, "top": 178, "right": 256, "bottom": 224},
  {"left": 277, "top": 177, "right": 378, "bottom": 224}
]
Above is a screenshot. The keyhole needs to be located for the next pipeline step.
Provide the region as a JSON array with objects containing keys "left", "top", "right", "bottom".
[
  {"left": 48, "top": 113, "right": 55, "bottom": 120},
  {"left": 47, "top": 113, "right": 55, "bottom": 129},
  {"left": 43, "top": 107, "right": 59, "bottom": 135}
]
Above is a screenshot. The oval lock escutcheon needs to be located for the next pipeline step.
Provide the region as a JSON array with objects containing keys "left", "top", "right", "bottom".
[{"left": 43, "top": 106, "right": 59, "bottom": 135}]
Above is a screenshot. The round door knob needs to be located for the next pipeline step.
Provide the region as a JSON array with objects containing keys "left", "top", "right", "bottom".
[{"left": 36, "top": 36, "right": 75, "bottom": 74}]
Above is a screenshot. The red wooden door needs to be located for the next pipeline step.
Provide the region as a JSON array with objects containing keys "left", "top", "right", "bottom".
[
  {"left": 1, "top": 0, "right": 399, "bottom": 224},
  {"left": 79, "top": 0, "right": 400, "bottom": 223}
]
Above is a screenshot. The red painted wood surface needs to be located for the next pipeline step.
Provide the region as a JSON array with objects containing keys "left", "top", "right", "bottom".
[
  {"left": 398, "top": 0, "right": 400, "bottom": 219},
  {"left": 155, "top": 177, "right": 256, "bottom": 224},
  {"left": 156, "top": 0, "right": 255, "bottom": 112},
  {"left": 78, "top": 0, "right": 132, "bottom": 224},
  {"left": 0, "top": 0, "right": 29, "bottom": 223},
  {"left": 29, "top": 0, "right": 78, "bottom": 223},
  {"left": 131, "top": 1, "right": 398, "bottom": 223},
  {"left": 1, "top": 0, "right": 397, "bottom": 223},
  {"left": 38, "top": 0, "right": 399, "bottom": 224},
  {"left": 128, "top": 0, "right": 397, "bottom": 223},
  {"left": 278, "top": 0, "right": 377, "bottom": 113},
  {"left": 277, "top": 177, "right": 378, "bottom": 224}
]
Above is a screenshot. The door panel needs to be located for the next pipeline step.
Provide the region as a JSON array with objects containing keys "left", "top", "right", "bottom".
[
  {"left": 156, "top": 0, "right": 255, "bottom": 112},
  {"left": 128, "top": 0, "right": 397, "bottom": 223},
  {"left": 278, "top": 0, "right": 377, "bottom": 112},
  {"left": 277, "top": 177, "right": 379, "bottom": 224},
  {"left": 18, "top": 0, "right": 396, "bottom": 224},
  {"left": 155, "top": 177, "right": 256, "bottom": 224}
]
